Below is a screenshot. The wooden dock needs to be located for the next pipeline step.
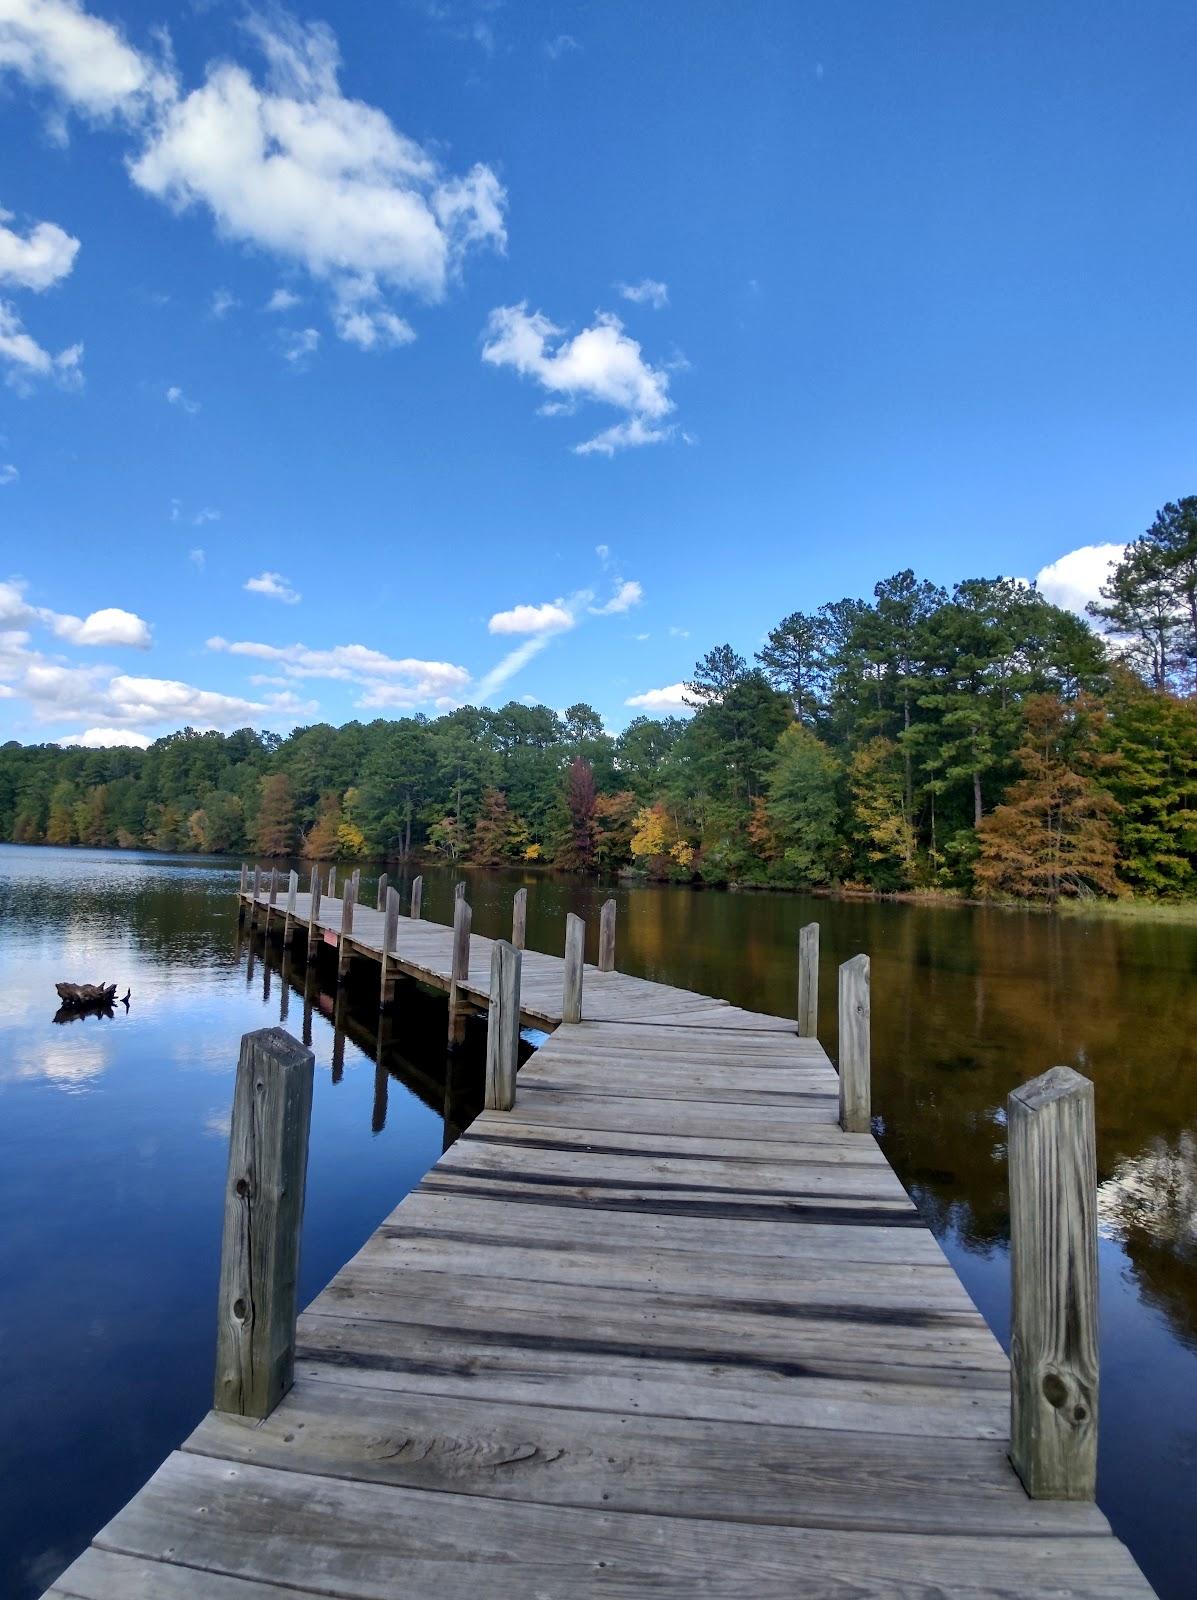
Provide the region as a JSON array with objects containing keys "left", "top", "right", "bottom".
[{"left": 44, "top": 873, "right": 1155, "bottom": 1598}]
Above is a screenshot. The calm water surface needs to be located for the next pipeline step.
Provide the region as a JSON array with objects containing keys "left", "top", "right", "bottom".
[{"left": 0, "top": 844, "right": 1194, "bottom": 1598}]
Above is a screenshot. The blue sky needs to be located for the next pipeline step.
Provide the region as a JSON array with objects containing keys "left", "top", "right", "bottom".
[{"left": 1, "top": 0, "right": 1195, "bottom": 748}]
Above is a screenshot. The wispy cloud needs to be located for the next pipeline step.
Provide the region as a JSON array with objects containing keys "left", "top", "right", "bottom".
[
  {"left": 544, "top": 33, "right": 579, "bottom": 60},
  {"left": 245, "top": 571, "right": 301, "bottom": 604},
  {"left": 266, "top": 287, "right": 301, "bottom": 312},
  {"left": 617, "top": 277, "right": 668, "bottom": 310},
  {"left": 207, "top": 634, "right": 469, "bottom": 709},
  {"left": 188, "top": 548, "right": 205, "bottom": 570},
  {"left": 280, "top": 327, "right": 319, "bottom": 366},
  {"left": 210, "top": 286, "right": 238, "bottom": 319},
  {"left": 0, "top": 206, "right": 79, "bottom": 290},
  {"left": 166, "top": 383, "right": 199, "bottom": 414},
  {"left": 0, "top": 463, "right": 16, "bottom": 486},
  {"left": 625, "top": 682, "right": 691, "bottom": 712},
  {"left": 588, "top": 579, "right": 642, "bottom": 615}
]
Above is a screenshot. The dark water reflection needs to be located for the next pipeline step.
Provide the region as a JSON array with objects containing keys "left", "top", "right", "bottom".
[{"left": 0, "top": 847, "right": 1194, "bottom": 1599}]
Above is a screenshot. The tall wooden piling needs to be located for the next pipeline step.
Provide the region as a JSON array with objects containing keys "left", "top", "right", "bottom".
[
  {"left": 283, "top": 869, "right": 298, "bottom": 947},
  {"left": 307, "top": 866, "right": 321, "bottom": 940},
  {"left": 214, "top": 1028, "right": 314, "bottom": 1420},
  {"left": 325, "top": 864, "right": 336, "bottom": 900},
  {"left": 251, "top": 864, "right": 261, "bottom": 925},
  {"left": 598, "top": 897, "right": 617, "bottom": 972},
  {"left": 798, "top": 922, "right": 819, "bottom": 1038},
  {"left": 376, "top": 872, "right": 389, "bottom": 912},
  {"left": 512, "top": 887, "right": 527, "bottom": 951},
  {"left": 410, "top": 874, "right": 424, "bottom": 921},
  {"left": 485, "top": 940, "right": 522, "bottom": 1112},
  {"left": 265, "top": 867, "right": 278, "bottom": 931},
  {"left": 448, "top": 892, "right": 472, "bottom": 1044},
  {"left": 1008, "top": 1066, "right": 1098, "bottom": 1500},
  {"left": 380, "top": 885, "right": 400, "bottom": 1009},
  {"left": 563, "top": 913, "right": 585, "bottom": 1024},
  {"left": 455, "top": 879, "right": 466, "bottom": 902},
  {"left": 338, "top": 875, "right": 355, "bottom": 981},
  {"left": 837, "top": 953, "right": 870, "bottom": 1133},
  {"left": 350, "top": 867, "right": 361, "bottom": 900},
  {"left": 239, "top": 862, "right": 248, "bottom": 894}
]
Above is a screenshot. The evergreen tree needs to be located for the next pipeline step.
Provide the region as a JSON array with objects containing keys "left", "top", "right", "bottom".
[
  {"left": 255, "top": 772, "right": 296, "bottom": 856},
  {"left": 765, "top": 725, "right": 842, "bottom": 884}
]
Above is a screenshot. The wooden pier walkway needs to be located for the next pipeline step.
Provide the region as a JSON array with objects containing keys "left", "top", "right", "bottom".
[{"left": 44, "top": 877, "right": 1154, "bottom": 1598}]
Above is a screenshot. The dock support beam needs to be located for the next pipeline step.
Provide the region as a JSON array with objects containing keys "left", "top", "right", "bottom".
[
  {"left": 1008, "top": 1066, "right": 1098, "bottom": 1501},
  {"left": 265, "top": 867, "right": 278, "bottom": 932},
  {"left": 485, "top": 940, "right": 522, "bottom": 1111},
  {"left": 563, "top": 913, "right": 585, "bottom": 1024},
  {"left": 455, "top": 879, "right": 466, "bottom": 902},
  {"left": 338, "top": 876, "right": 355, "bottom": 981},
  {"left": 837, "top": 953, "right": 870, "bottom": 1133},
  {"left": 282, "top": 869, "right": 298, "bottom": 947},
  {"left": 798, "top": 922, "right": 819, "bottom": 1037},
  {"left": 448, "top": 892, "right": 472, "bottom": 1045},
  {"left": 350, "top": 867, "right": 361, "bottom": 901},
  {"left": 214, "top": 1027, "right": 314, "bottom": 1420},
  {"left": 598, "top": 897, "right": 617, "bottom": 972},
  {"left": 380, "top": 885, "right": 400, "bottom": 1009},
  {"left": 512, "top": 887, "right": 527, "bottom": 951},
  {"left": 250, "top": 864, "right": 261, "bottom": 925},
  {"left": 307, "top": 866, "right": 321, "bottom": 941},
  {"left": 376, "top": 872, "right": 388, "bottom": 912},
  {"left": 410, "top": 874, "right": 424, "bottom": 921},
  {"left": 325, "top": 864, "right": 336, "bottom": 900}
]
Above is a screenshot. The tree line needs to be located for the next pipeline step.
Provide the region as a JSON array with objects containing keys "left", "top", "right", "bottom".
[{"left": 2, "top": 498, "right": 1195, "bottom": 902}]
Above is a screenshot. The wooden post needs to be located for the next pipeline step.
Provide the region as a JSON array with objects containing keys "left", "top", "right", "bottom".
[
  {"left": 325, "top": 864, "right": 336, "bottom": 899},
  {"left": 798, "top": 922, "right": 819, "bottom": 1038},
  {"left": 376, "top": 871, "right": 389, "bottom": 912},
  {"left": 448, "top": 893, "right": 472, "bottom": 1045},
  {"left": 410, "top": 874, "right": 424, "bottom": 921},
  {"left": 239, "top": 862, "right": 248, "bottom": 894},
  {"left": 214, "top": 1027, "right": 314, "bottom": 1420},
  {"left": 512, "top": 887, "right": 527, "bottom": 951},
  {"left": 282, "top": 869, "right": 298, "bottom": 947},
  {"left": 250, "top": 864, "right": 261, "bottom": 925},
  {"left": 338, "top": 876, "right": 355, "bottom": 981},
  {"left": 455, "top": 879, "right": 466, "bottom": 902},
  {"left": 265, "top": 866, "right": 278, "bottom": 932},
  {"left": 380, "top": 885, "right": 400, "bottom": 1009},
  {"left": 307, "top": 866, "right": 321, "bottom": 940},
  {"left": 598, "top": 897, "right": 617, "bottom": 972},
  {"left": 563, "top": 912, "right": 585, "bottom": 1024},
  {"left": 332, "top": 989, "right": 346, "bottom": 1083},
  {"left": 837, "top": 953, "right": 870, "bottom": 1133},
  {"left": 1008, "top": 1067, "right": 1099, "bottom": 1500},
  {"left": 350, "top": 866, "right": 361, "bottom": 900},
  {"left": 485, "top": 940, "right": 522, "bottom": 1112}
]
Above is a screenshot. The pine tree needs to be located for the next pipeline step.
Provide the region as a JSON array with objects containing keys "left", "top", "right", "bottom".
[
  {"left": 255, "top": 772, "right": 296, "bottom": 856},
  {"left": 765, "top": 725, "right": 842, "bottom": 884}
]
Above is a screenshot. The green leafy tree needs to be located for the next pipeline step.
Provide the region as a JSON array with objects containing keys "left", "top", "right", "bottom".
[{"left": 765, "top": 725, "right": 842, "bottom": 884}]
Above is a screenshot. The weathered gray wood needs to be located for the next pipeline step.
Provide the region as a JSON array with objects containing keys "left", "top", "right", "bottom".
[
  {"left": 282, "top": 869, "right": 298, "bottom": 946},
  {"left": 598, "top": 897, "right": 617, "bottom": 972},
  {"left": 798, "top": 922, "right": 819, "bottom": 1038},
  {"left": 1008, "top": 1066, "right": 1099, "bottom": 1501},
  {"left": 376, "top": 871, "right": 389, "bottom": 912},
  {"left": 485, "top": 940, "right": 522, "bottom": 1112},
  {"left": 214, "top": 1027, "right": 314, "bottom": 1419},
  {"left": 512, "top": 886, "right": 527, "bottom": 951},
  {"left": 410, "top": 874, "right": 424, "bottom": 921},
  {"left": 448, "top": 893, "right": 472, "bottom": 1044},
  {"left": 380, "top": 886, "right": 400, "bottom": 1008},
  {"left": 837, "top": 953, "right": 870, "bottom": 1133},
  {"left": 350, "top": 866, "right": 361, "bottom": 899},
  {"left": 239, "top": 862, "right": 248, "bottom": 894},
  {"left": 268, "top": 866, "right": 278, "bottom": 905},
  {"left": 307, "top": 867, "right": 321, "bottom": 937},
  {"left": 250, "top": 864, "right": 261, "bottom": 924},
  {"left": 455, "top": 879, "right": 466, "bottom": 901},
  {"left": 325, "top": 864, "right": 336, "bottom": 898},
  {"left": 562, "top": 912, "right": 585, "bottom": 1024}
]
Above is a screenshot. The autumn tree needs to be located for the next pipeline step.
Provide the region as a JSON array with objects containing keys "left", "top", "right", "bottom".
[
  {"left": 302, "top": 792, "right": 343, "bottom": 860},
  {"left": 255, "top": 772, "right": 296, "bottom": 856},
  {"left": 849, "top": 738, "right": 916, "bottom": 888},
  {"left": 974, "top": 695, "right": 1121, "bottom": 902},
  {"left": 471, "top": 788, "right": 513, "bottom": 866},
  {"left": 593, "top": 790, "right": 638, "bottom": 870},
  {"left": 556, "top": 757, "right": 597, "bottom": 871}
]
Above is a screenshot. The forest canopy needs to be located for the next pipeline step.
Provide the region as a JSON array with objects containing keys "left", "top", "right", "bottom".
[{"left": 3, "top": 500, "right": 1196, "bottom": 903}]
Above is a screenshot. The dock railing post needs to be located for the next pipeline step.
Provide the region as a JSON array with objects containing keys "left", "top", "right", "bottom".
[
  {"left": 837, "top": 953, "right": 870, "bottom": 1133},
  {"left": 410, "top": 874, "right": 424, "bottom": 921},
  {"left": 251, "top": 864, "right": 261, "bottom": 925},
  {"left": 563, "top": 913, "right": 585, "bottom": 1024},
  {"left": 325, "top": 864, "right": 336, "bottom": 899},
  {"left": 338, "top": 875, "right": 355, "bottom": 981},
  {"left": 283, "top": 869, "right": 298, "bottom": 947},
  {"left": 1008, "top": 1066, "right": 1098, "bottom": 1501},
  {"left": 307, "top": 866, "right": 321, "bottom": 940},
  {"left": 798, "top": 922, "right": 819, "bottom": 1037},
  {"left": 214, "top": 1027, "right": 314, "bottom": 1420},
  {"left": 350, "top": 866, "right": 361, "bottom": 900},
  {"left": 485, "top": 940, "right": 522, "bottom": 1111},
  {"left": 598, "top": 897, "right": 617, "bottom": 972},
  {"left": 265, "top": 867, "right": 278, "bottom": 931},
  {"left": 455, "top": 879, "right": 466, "bottom": 902},
  {"left": 376, "top": 871, "right": 389, "bottom": 912},
  {"left": 380, "top": 885, "right": 400, "bottom": 1010},
  {"left": 448, "top": 892, "right": 472, "bottom": 1045},
  {"left": 512, "top": 886, "right": 527, "bottom": 951},
  {"left": 239, "top": 862, "right": 248, "bottom": 894}
]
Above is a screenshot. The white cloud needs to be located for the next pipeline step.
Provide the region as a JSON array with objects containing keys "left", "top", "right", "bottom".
[
  {"left": 53, "top": 606, "right": 152, "bottom": 647},
  {"left": 1035, "top": 543, "right": 1126, "bottom": 617},
  {"left": 488, "top": 600, "right": 575, "bottom": 636},
  {"left": 245, "top": 571, "right": 301, "bottom": 604},
  {"left": 588, "top": 579, "right": 643, "bottom": 616},
  {"left": 0, "top": 0, "right": 173, "bottom": 121},
  {"left": 0, "top": 298, "right": 82, "bottom": 389},
  {"left": 332, "top": 288, "right": 414, "bottom": 350},
  {"left": 617, "top": 277, "right": 668, "bottom": 310},
  {"left": 574, "top": 416, "right": 673, "bottom": 457},
  {"left": 595, "top": 542, "right": 609, "bottom": 564},
  {"left": 192, "top": 506, "right": 220, "bottom": 526},
  {"left": 210, "top": 286, "right": 238, "bottom": 318},
  {"left": 280, "top": 326, "right": 319, "bottom": 365},
  {"left": 544, "top": 33, "right": 579, "bottom": 60},
  {"left": 206, "top": 634, "right": 469, "bottom": 708},
  {"left": 188, "top": 548, "right": 205, "bottom": 570},
  {"left": 625, "top": 683, "right": 691, "bottom": 712},
  {"left": 472, "top": 635, "right": 556, "bottom": 702},
  {"left": 266, "top": 286, "right": 301, "bottom": 312},
  {"left": 60, "top": 726, "right": 152, "bottom": 748},
  {"left": 0, "top": 206, "right": 79, "bottom": 289},
  {"left": 129, "top": 14, "right": 505, "bottom": 328},
  {"left": 165, "top": 383, "right": 199, "bottom": 414},
  {"left": 668, "top": 625, "right": 690, "bottom": 638},
  {"left": 0, "top": 463, "right": 16, "bottom": 485}
]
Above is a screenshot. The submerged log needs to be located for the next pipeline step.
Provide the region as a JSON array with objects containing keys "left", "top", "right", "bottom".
[{"left": 55, "top": 982, "right": 118, "bottom": 1008}]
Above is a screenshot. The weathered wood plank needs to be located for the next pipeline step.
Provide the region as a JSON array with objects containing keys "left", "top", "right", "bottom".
[
  {"left": 484, "top": 940, "right": 521, "bottom": 1112},
  {"left": 837, "top": 953, "right": 870, "bottom": 1133},
  {"left": 798, "top": 921, "right": 819, "bottom": 1037},
  {"left": 562, "top": 912, "right": 584, "bottom": 1024},
  {"left": 511, "top": 886, "right": 527, "bottom": 951}
]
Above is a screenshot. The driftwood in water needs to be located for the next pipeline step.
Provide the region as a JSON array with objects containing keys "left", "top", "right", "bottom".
[{"left": 56, "top": 979, "right": 118, "bottom": 1004}]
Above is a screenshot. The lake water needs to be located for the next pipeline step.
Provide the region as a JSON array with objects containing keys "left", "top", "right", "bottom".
[{"left": 0, "top": 844, "right": 1193, "bottom": 1598}]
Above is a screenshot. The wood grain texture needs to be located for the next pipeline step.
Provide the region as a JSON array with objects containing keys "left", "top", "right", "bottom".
[
  {"left": 376, "top": 872, "right": 388, "bottom": 912},
  {"left": 484, "top": 940, "right": 521, "bottom": 1112},
  {"left": 837, "top": 953, "right": 870, "bottom": 1133},
  {"left": 214, "top": 1028, "right": 314, "bottom": 1420},
  {"left": 798, "top": 921, "right": 819, "bottom": 1038},
  {"left": 409, "top": 874, "right": 423, "bottom": 921},
  {"left": 448, "top": 894, "right": 472, "bottom": 1045},
  {"left": 1008, "top": 1066, "right": 1099, "bottom": 1500},
  {"left": 511, "top": 886, "right": 527, "bottom": 951},
  {"left": 562, "top": 912, "right": 585, "bottom": 1024},
  {"left": 598, "top": 897, "right": 617, "bottom": 972}
]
